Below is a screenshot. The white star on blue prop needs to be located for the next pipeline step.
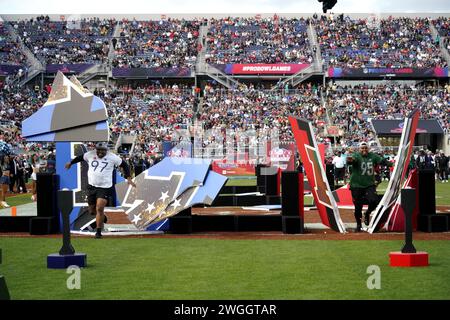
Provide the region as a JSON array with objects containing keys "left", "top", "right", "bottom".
[
  {"left": 170, "top": 198, "right": 182, "bottom": 210},
  {"left": 131, "top": 213, "right": 142, "bottom": 224},
  {"left": 159, "top": 191, "right": 169, "bottom": 202}
]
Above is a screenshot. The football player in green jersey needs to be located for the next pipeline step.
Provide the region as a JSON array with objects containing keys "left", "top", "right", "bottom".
[{"left": 347, "top": 142, "right": 393, "bottom": 232}]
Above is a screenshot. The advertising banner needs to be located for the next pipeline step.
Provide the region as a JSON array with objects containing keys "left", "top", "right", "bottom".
[
  {"left": 328, "top": 67, "right": 448, "bottom": 78},
  {"left": 112, "top": 67, "right": 192, "bottom": 78},
  {"left": 212, "top": 63, "right": 310, "bottom": 75},
  {"left": 46, "top": 64, "right": 95, "bottom": 74}
]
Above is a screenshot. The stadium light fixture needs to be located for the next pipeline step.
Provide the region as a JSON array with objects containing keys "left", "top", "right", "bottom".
[{"left": 317, "top": 0, "right": 338, "bottom": 13}]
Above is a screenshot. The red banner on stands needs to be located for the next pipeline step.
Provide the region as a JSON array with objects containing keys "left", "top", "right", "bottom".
[
  {"left": 211, "top": 161, "right": 255, "bottom": 176},
  {"left": 269, "top": 144, "right": 296, "bottom": 171}
]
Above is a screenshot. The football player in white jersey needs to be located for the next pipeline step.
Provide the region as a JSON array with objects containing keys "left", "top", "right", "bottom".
[{"left": 65, "top": 142, "right": 136, "bottom": 238}]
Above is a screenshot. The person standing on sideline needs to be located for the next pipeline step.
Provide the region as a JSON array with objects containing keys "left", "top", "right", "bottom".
[
  {"left": 30, "top": 154, "right": 44, "bottom": 201},
  {"left": 65, "top": 142, "right": 136, "bottom": 238},
  {"left": 332, "top": 150, "right": 346, "bottom": 185},
  {"left": 0, "top": 155, "right": 11, "bottom": 207},
  {"left": 15, "top": 155, "right": 27, "bottom": 193},
  {"left": 437, "top": 150, "right": 449, "bottom": 182},
  {"left": 8, "top": 155, "right": 18, "bottom": 193}
]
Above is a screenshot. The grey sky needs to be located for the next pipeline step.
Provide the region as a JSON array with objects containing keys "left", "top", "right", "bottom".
[{"left": 0, "top": 0, "right": 449, "bottom": 14}]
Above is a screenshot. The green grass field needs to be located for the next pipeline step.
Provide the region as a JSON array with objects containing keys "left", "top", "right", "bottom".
[
  {"left": 4, "top": 194, "right": 34, "bottom": 207},
  {"left": 1, "top": 238, "right": 449, "bottom": 300},
  {"left": 1, "top": 178, "right": 448, "bottom": 300}
]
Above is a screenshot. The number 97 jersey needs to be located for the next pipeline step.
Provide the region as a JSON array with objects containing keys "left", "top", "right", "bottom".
[{"left": 83, "top": 150, "right": 123, "bottom": 188}]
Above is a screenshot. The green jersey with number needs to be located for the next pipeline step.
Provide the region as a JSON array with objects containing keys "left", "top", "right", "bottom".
[{"left": 349, "top": 152, "right": 384, "bottom": 189}]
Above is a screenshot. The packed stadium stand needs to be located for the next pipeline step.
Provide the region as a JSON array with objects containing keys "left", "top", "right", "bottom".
[
  {"left": 316, "top": 16, "right": 446, "bottom": 68},
  {"left": 12, "top": 16, "right": 116, "bottom": 65},
  {"left": 112, "top": 19, "right": 201, "bottom": 69},
  {"left": 205, "top": 17, "right": 314, "bottom": 64}
]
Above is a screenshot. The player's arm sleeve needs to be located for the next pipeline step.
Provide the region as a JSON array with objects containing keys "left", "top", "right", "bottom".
[
  {"left": 70, "top": 155, "right": 84, "bottom": 165},
  {"left": 348, "top": 153, "right": 359, "bottom": 164},
  {"left": 119, "top": 159, "right": 131, "bottom": 179}
]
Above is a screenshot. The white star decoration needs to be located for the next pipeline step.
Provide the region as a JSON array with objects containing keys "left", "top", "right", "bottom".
[
  {"left": 159, "top": 191, "right": 169, "bottom": 202},
  {"left": 131, "top": 213, "right": 142, "bottom": 224},
  {"left": 170, "top": 199, "right": 182, "bottom": 210},
  {"left": 147, "top": 202, "right": 155, "bottom": 213}
]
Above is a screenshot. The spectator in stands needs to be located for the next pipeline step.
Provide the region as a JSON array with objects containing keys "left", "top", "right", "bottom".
[
  {"left": 205, "top": 17, "right": 313, "bottom": 65},
  {"left": 13, "top": 17, "right": 116, "bottom": 65},
  {"left": 112, "top": 19, "right": 200, "bottom": 69},
  {"left": 316, "top": 16, "right": 446, "bottom": 69}
]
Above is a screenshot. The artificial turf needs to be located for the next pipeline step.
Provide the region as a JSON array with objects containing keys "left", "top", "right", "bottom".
[
  {"left": 3, "top": 194, "right": 34, "bottom": 207},
  {"left": 1, "top": 238, "right": 449, "bottom": 300}
]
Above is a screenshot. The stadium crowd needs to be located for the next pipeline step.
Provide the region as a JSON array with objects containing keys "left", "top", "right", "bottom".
[
  {"left": 433, "top": 17, "right": 450, "bottom": 37},
  {"left": 12, "top": 16, "right": 116, "bottom": 64},
  {"left": 112, "top": 19, "right": 201, "bottom": 69},
  {"left": 205, "top": 17, "right": 314, "bottom": 64},
  {"left": 0, "top": 23, "right": 28, "bottom": 68},
  {"left": 325, "top": 82, "right": 450, "bottom": 147},
  {"left": 101, "top": 83, "right": 196, "bottom": 156},
  {"left": 1, "top": 81, "right": 449, "bottom": 153},
  {"left": 316, "top": 15, "right": 446, "bottom": 69}
]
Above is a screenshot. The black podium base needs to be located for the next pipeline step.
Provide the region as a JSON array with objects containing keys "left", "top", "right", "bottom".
[{"left": 282, "top": 216, "right": 304, "bottom": 234}]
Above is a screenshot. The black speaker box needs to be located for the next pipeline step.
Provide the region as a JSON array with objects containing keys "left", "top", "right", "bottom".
[
  {"left": 281, "top": 171, "right": 303, "bottom": 217},
  {"left": 282, "top": 216, "right": 304, "bottom": 234},
  {"left": 192, "top": 215, "right": 236, "bottom": 232},
  {"left": 29, "top": 217, "right": 57, "bottom": 235},
  {"left": 36, "top": 173, "right": 59, "bottom": 218},
  {"left": 418, "top": 169, "right": 436, "bottom": 215},
  {"left": 169, "top": 216, "right": 192, "bottom": 234},
  {"left": 256, "top": 164, "right": 268, "bottom": 187},
  {"left": 264, "top": 174, "right": 278, "bottom": 196},
  {"left": 235, "top": 215, "right": 281, "bottom": 231},
  {"left": 0, "top": 217, "right": 31, "bottom": 232},
  {"left": 418, "top": 214, "right": 448, "bottom": 232},
  {"left": 266, "top": 195, "right": 281, "bottom": 205}
]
